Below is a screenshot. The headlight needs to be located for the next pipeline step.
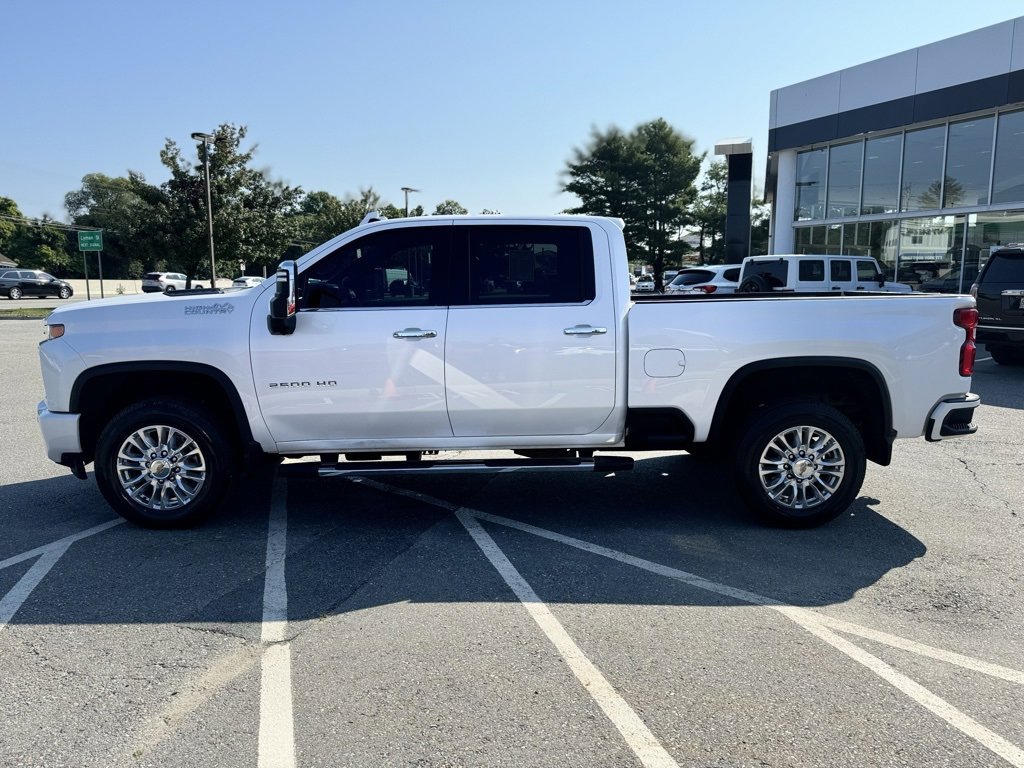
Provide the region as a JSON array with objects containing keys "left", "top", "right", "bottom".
[{"left": 46, "top": 323, "right": 65, "bottom": 340}]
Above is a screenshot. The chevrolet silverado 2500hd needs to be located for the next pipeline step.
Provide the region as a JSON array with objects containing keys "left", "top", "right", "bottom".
[{"left": 37, "top": 215, "right": 980, "bottom": 528}]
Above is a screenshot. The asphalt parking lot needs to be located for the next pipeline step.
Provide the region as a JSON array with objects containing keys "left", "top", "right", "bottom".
[{"left": 1, "top": 318, "right": 1022, "bottom": 768}]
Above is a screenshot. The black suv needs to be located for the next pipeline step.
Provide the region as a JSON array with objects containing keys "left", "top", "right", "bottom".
[{"left": 972, "top": 246, "right": 1024, "bottom": 365}]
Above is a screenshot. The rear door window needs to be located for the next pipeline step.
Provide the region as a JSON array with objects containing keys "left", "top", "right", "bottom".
[
  {"left": 455, "top": 225, "right": 595, "bottom": 305},
  {"left": 830, "top": 260, "right": 852, "bottom": 282}
]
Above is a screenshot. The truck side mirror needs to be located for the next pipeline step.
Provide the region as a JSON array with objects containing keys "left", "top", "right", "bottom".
[
  {"left": 268, "top": 260, "right": 297, "bottom": 335},
  {"left": 876, "top": 273, "right": 886, "bottom": 286}
]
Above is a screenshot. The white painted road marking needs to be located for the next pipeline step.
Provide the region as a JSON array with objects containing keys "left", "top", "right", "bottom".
[
  {"left": 0, "top": 518, "right": 124, "bottom": 571},
  {"left": 258, "top": 477, "right": 296, "bottom": 768},
  {"left": 358, "top": 479, "right": 1024, "bottom": 768},
  {"left": 0, "top": 518, "right": 124, "bottom": 634},
  {"left": 457, "top": 510, "right": 681, "bottom": 768}
]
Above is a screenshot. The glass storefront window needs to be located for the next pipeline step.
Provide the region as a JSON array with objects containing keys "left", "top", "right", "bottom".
[
  {"left": 842, "top": 221, "right": 898, "bottom": 279},
  {"left": 992, "top": 110, "right": 1024, "bottom": 204},
  {"left": 827, "top": 141, "right": 862, "bottom": 217},
  {"left": 861, "top": 134, "right": 902, "bottom": 215},
  {"left": 795, "top": 148, "right": 826, "bottom": 221},
  {"left": 897, "top": 216, "right": 965, "bottom": 293},
  {"left": 943, "top": 116, "right": 994, "bottom": 207},
  {"left": 901, "top": 125, "right": 946, "bottom": 211},
  {"left": 794, "top": 225, "right": 827, "bottom": 254}
]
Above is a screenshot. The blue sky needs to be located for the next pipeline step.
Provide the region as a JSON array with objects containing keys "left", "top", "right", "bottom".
[{"left": 2, "top": 0, "right": 1022, "bottom": 221}]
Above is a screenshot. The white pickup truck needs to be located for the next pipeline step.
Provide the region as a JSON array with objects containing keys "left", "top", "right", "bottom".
[{"left": 37, "top": 215, "right": 980, "bottom": 529}]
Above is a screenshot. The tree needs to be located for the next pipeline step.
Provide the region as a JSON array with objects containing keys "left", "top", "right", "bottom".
[
  {"left": 157, "top": 124, "right": 302, "bottom": 284},
  {"left": 433, "top": 199, "right": 468, "bottom": 215},
  {"left": 689, "top": 161, "right": 728, "bottom": 263},
  {"left": 563, "top": 119, "right": 702, "bottom": 288},
  {"left": 0, "top": 196, "right": 21, "bottom": 257},
  {"left": 64, "top": 172, "right": 160, "bottom": 278},
  {"left": 0, "top": 198, "right": 71, "bottom": 273},
  {"left": 750, "top": 197, "right": 771, "bottom": 256}
]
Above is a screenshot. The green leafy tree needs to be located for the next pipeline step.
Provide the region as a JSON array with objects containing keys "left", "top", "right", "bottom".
[
  {"left": 0, "top": 196, "right": 21, "bottom": 258},
  {"left": 64, "top": 172, "right": 160, "bottom": 278},
  {"left": 563, "top": 119, "right": 702, "bottom": 288},
  {"left": 433, "top": 199, "right": 468, "bottom": 215},
  {"left": 689, "top": 161, "right": 728, "bottom": 263},
  {"left": 158, "top": 124, "right": 303, "bottom": 284},
  {"left": 750, "top": 196, "right": 771, "bottom": 256},
  {"left": 0, "top": 198, "right": 70, "bottom": 273}
]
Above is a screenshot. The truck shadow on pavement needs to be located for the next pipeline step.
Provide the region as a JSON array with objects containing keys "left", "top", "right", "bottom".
[{"left": 1, "top": 453, "right": 926, "bottom": 631}]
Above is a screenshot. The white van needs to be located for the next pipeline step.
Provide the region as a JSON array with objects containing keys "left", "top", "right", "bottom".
[{"left": 738, "top": 255, "right": 913, "bottom": 293}]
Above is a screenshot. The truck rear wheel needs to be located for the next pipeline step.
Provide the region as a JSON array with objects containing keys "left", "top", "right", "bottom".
[
  {"left": 94, "top": 399, "right": 232, "bottom": 528},
  {"left": 733, "top": 402, "right": 865, "bottom": 528}
]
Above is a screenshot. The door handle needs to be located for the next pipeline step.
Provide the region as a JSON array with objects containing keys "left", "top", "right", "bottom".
[
  {"left": 563, "top": 325, "right": 608, "bottom": 335},
  {"left": 393, "top": 328, "right": 437, "bottom": 339}
]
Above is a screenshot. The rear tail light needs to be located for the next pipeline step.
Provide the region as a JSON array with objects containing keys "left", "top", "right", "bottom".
[
  {"left": 953, "top": 307, "right": 978, "bottom": 377},
  {"left": 700, "top": 285, "right": 717, "bottom": 294}
]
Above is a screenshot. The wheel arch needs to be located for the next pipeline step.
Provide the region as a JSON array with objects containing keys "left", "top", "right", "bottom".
[
  {"left": 707, "top": 357, "right": 895, "bottom": 466},
  {"left": 71, "top": 361, "right": 254, "bottom": 463}
]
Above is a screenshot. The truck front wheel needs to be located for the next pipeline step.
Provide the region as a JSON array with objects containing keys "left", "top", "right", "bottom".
[
  {"left": 734, "top": 402, "right": 865, "bottom": 528},
  {"left": 94, "top": 400, "right": 232, "bottom": 528}
]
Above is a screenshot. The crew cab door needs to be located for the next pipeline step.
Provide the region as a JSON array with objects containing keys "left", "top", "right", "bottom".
[
  {"left": 250, "top": 224, "right": 453, "bottom": 446},
  {"left": 444, "top": 223, "right": 617, "bottom": 437}
]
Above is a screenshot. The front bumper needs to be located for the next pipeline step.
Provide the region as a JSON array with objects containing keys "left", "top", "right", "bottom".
[
  {"left": 37, "top": 400, "right": 82, "bottom": 463},
  {"left": 925, "top": 393, "right": 980, "bottom": 442}
]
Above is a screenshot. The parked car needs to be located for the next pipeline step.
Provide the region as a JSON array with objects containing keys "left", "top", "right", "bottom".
[
  {"left": 232, "top": 276, "right": 265, "bottom": 289},
  {"left": 738, "top": 255, "right": 913, "bottom": 294},
  {"left": 0, "top": 269, "right": 73, "bottom": 300},
  {"left": 634, "top": 275, "right": 656, "bottom": 293},
  {"left": 919, "top": 266, "right": 979, "bottom": 294},
  {"left": 971, "top": 245, "right": 1024, "bottom": 365},
  {"left": 664, "top": 265, "right": 741, "bottom": 295},
  {"left": 141, "top": 272, "right": 202, "bottom": 293}
]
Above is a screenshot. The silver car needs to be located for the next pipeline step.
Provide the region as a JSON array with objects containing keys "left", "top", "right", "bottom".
[{"left": 141, "top": 272, "right": 203, "bottom": 293}]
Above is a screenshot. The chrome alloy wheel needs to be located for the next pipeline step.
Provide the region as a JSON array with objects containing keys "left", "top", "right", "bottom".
[
  {"left": 757, "top": 425, "right": 846, "bottom": 510},
  {"left": 115, "top": 424, "right": 207, "bottom": 510}
]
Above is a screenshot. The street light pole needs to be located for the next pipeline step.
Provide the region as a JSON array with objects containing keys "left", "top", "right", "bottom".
[
  {"left": 400, "top": 186, "right": 420, "bottom": 217},
  {"left": 191, "top": 131, "right": 217, "bottom": 288}
]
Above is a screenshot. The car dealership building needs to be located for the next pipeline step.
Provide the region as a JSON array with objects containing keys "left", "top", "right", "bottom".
[{"left": 766, "top": 16, "right": 1024, "bottom": 292}]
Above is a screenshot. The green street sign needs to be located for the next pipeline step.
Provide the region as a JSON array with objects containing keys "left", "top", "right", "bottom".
[{"left": 78, "top": 231, "right": 103, "bottom": 251}]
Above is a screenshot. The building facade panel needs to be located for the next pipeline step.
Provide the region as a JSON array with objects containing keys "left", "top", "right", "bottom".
[
  {"left": 838, "top": 50, "right": 918, "bottom": 112},
  {"left": 773, "top": 72, "right": 841, "bottom": 129},
  {"left": 914, "top": 20, "right": 1015, "bottom": 93}
]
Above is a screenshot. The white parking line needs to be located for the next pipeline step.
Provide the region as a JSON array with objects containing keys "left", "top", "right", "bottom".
[
  {"left": 357, "top": 479, "right": 1024, "bottom": 768},
  {"left": 457, "top": 511, "right": 680, "bottom": 768},
  {"left": 258, "top": 477, "right": 296, "bottom": 768},
  {"left": 0, "top": 518, "right": 124, "bottom": 571},
  {"left": 0, "top": 544, "right": 70, "bottom": 632},
  {"left": 0, "top": 518, "right": 124, "bottom": 635}
]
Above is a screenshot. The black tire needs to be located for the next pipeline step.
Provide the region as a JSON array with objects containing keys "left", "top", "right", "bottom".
[
  {"left": 94, "top": 399, "right": 234, "bottom": 528},
  {"left": 194, "top": 284, "right": 204, "bottom": 290},
  {"left": 58, "top": 286, "right": 71, "bottom": 299},
  {"left": 989, "top": 345, "right": 1024, "bottom": 366},
  {"left": 737, "top": 276, "right": 769, "bottom": 293},
  {"left": 733, "top": 402, "right": 865, "bottom": 528},
  {"left": 165, "top": 286, "right": 176, "bottom": 292},
  {"left": 9, "top": 286, "right": 23, "bottom": 300}
]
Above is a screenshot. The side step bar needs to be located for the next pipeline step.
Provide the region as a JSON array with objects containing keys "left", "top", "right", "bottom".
[{"left": 278, "top": 455, "right": 634, "bottom": 478}]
